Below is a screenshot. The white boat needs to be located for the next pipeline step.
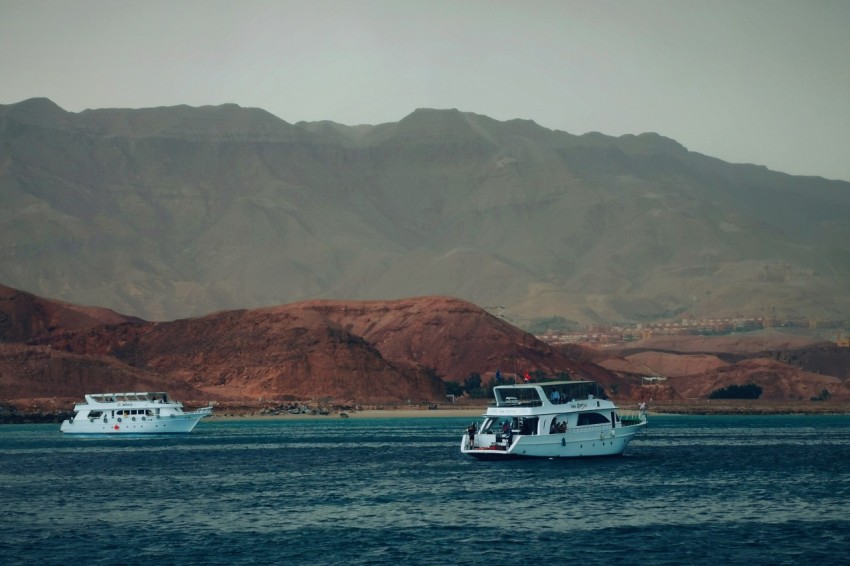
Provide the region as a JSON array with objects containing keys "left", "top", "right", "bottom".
[
  {"left": 461, "top": 380, "right": 647, "bottom": 459},
  {"left": 60, "top": 392, "right": 213, "bottom": 434}
]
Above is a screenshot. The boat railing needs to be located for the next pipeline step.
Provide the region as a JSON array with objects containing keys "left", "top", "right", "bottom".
[
  {"left": 184, "top": 405, "right": 214, "bottom": 416},
  {"left": 489, "top": 400, "right": 543, "bottom": 408},
  {"left": 619, "top": 409, "right": 647, "bottom": 426},
  {"left": 572, "top": 422, "right": 616, "bottom": 436}
]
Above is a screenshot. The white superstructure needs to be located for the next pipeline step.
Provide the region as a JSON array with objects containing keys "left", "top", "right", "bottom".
[
  {"left": 461, "top": 380, "right": 646, "bottom": 459},
  {"left": 60, "top": 392, "right": 213, "bottom": 434}
]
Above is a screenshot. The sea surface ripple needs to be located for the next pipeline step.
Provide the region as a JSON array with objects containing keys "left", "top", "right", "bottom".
[{"left": 1, "top": 415, "right": 849, "bottom": 565}]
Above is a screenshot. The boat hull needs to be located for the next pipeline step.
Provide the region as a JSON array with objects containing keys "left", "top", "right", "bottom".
[
  {"left": 462, "top": 423, "right": 646, "bottom": 459},
  {"left": 60, "top": 411, "right": 210, "bottom": 435}
]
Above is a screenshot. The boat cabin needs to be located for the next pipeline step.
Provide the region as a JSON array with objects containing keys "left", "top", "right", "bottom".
[
  {"left": 467, "top": 381, "right": 623, "bottom": 450},
  {"left": 464, "top": 380, "right": 646, "bottom": 457},
  {"left": 73, "top": 392, "right": 185, "bottom": 423},
  {"left": 86, "top": 392, "right": 171, "bottom": 404},
  {"left": 491, "top": 380, "right": 607, "bottom": 408},
  {"left": 477, "top": 410, "right": 621, "bottom": 438}
]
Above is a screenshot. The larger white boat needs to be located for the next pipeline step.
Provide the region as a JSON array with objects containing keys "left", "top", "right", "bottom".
[
  {"left": 461, "top": 380, "right": 647, "bottom": 459},
  {"left": 60, "top": 392, "right": 213, "bottom": 434}
]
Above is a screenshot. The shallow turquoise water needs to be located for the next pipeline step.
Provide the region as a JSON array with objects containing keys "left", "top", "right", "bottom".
[{"left": 1, "top": 415, "right": 849, "bottom": 564}]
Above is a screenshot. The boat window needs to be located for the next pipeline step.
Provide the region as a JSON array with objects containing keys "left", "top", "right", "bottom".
[
  {"left": 544, "top": 382, "right": 608, "bottom": 402},
  {"left": 542, "top": 385, "right": 574, "bottom": 404},
  {"left": 88, "top": 410, "right": 103, "bottom": 418},
  {"left": 495, "top": 387, "right": 542, "bottom": 406},
  {"left": 480, "top": 418, "right": 515, "bottom": 434},
  {"left": 479, "top": 417, "right": 539, "bottom": 435},
  {"left": 518, "top": 417, "right": 538, "bottom": 435},
  {"left": 577, "top": 412, "right": 611, "bottom": 426},
  {"left": 549, "top": 416, "right": 569, "bottom": 433}
]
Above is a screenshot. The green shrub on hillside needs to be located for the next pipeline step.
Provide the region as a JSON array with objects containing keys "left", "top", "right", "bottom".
[{"left": 709, "top": 383, "right": 763, "bottom": 399}]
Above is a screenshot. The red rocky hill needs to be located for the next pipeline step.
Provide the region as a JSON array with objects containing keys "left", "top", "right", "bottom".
[
  {"left": 7, "top": 284, "right": 844, "bottom": 415},
  {"left": 1, "top": 286, "right": 617, "bottom": 412},
  {"left": 587, "top": 332, "right": 850, "bottom": 402},
  {"left": 0, "top": 284, "right": 141, "bottom": 341}
]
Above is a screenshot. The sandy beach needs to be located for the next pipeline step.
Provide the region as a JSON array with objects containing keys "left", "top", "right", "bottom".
[
  {"left": 3, "top": 400, "right": 848, "bottom": 425},
  {"left": 206, "top": 406, "right": 487, "bottom": 421},
  {"left": 205, "top": 399, "right": 850, "bottom": 421}
]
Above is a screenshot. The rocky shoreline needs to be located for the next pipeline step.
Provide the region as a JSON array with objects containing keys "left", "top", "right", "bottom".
[
  {"left": 3, "top": 399, "right": 849, "bottom": 424},
  {"left": 644, "top": 401, "right": 850, "bottom": 415},
  {"left": 0, "top": 404, "right": 74, "bottom": 424}
]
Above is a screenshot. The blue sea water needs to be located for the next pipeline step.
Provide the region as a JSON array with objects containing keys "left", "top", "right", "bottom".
[{"left": 1, "top": 415, "right": 849, "bottom": 565}]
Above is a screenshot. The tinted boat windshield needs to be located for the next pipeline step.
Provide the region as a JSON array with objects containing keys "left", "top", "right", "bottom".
[
  {"left": 494, "top": 387, "right": 543, "bottom": 406},
  {"left": 480, "top": 416, "right": 539, "bottom": 435},
  {"left": 541, "top": 382, "right": 606, "bottom": 403}
]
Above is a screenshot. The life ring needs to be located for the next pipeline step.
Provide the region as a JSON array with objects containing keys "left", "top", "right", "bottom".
[
  {"left": 132, "top": 417, "right": 136, "bottom": 421},
  {"left": 141, "top": 416, "right": 146, "bottom": 421},
  {"left": 117, "top": 418, "right": 122, "bottom": 422},
  {"left": 89, "top": 418, "right": 94, "bottom": 423}
]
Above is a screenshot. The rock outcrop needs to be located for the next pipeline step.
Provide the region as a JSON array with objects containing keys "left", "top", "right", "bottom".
[{"left": 0, "top": 285, "right": 610, "bottom": 410}]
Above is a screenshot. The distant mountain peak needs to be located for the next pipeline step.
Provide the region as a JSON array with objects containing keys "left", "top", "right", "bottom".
[
  {"left": 405, "top": 107, "right": 463, "bottom": 117},
  {"left": 379, "top": 107, "right": 499, "bottom": 150},
  {"left": 8, "top": 97, "right": 65, "bottom": 111},
  {"left": 619, "top": 132, "right": 688, "bottom": 154},
  {"left": 576, "top": 130, "right": 687, "bottom": 155},
  {"left": 71, "top": 101, "right": 296, "bottom": 140},
  {"left": 396, "top": 107, "right": 468, "bottom": 129},
  {"left": 0, "top": 97, "right": 69, "bottom": 126}
]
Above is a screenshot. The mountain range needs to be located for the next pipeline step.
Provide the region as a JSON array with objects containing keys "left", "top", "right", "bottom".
[
  {"left": 0, "top": 284, "right": 616, "bottom": 412},
  {"left": 2, "top": 284, "right": 848, "bottom": 421},
  {"left": 2, "top": 98, "right": 850, "bottom": 327}
]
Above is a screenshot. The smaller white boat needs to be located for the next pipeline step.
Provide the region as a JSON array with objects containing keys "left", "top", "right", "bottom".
[
  {"left": 461, "top": 380, "right": 647, "bottom": 459},
  {"left": 60, "top": 392, "right": 213, "bottom": 435}
]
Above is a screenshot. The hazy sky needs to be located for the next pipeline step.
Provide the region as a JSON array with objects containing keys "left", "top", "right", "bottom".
[{"left": 2, "top": 0, "right": 849, "bottom": 181}]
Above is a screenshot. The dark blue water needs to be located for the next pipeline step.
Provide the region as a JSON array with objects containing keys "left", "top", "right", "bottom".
[{"left": 1, "top": 415, "right": 849, "bottom": 565}]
